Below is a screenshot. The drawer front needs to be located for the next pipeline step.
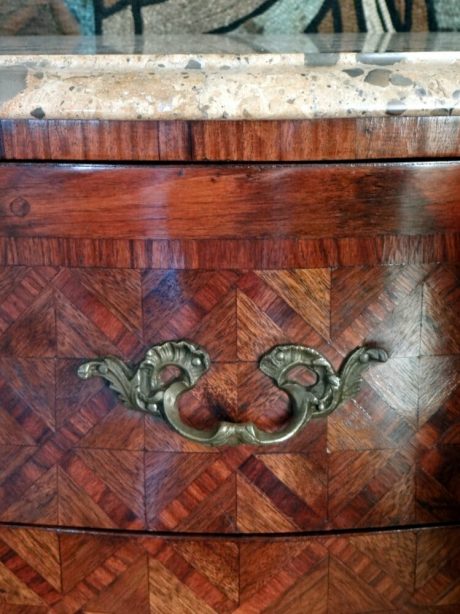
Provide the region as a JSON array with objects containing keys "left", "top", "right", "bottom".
[
  {"left": 0, "top": 524, "right": 458, "bottom": 613},
  {"left": 0, "top": 263, "right": 458, "bottom": 533}
]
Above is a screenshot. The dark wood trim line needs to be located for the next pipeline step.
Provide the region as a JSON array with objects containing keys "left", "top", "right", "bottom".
[{"left": 1, "top": 519, "right": 459, "bottom": 540}]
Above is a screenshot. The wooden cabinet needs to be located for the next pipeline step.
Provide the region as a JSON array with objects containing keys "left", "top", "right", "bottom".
[{"left": 0, "top": 117, "right": 459, "bottom": 612}]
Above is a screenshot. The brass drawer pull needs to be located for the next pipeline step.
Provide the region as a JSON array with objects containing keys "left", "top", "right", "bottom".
[{"left": 78, "top": 341, "right": 387, "bottom": 447}]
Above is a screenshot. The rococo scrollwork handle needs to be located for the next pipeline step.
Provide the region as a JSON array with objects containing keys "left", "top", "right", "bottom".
[{"left": 78, "top": 341, "right": 388, "bottom": 447}]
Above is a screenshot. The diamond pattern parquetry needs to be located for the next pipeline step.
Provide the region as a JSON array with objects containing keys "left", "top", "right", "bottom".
[
  {"left": 0, "top": 267, "right": 146, "bottom": 530},
  {"left": 0, "top": 264, "right": 457, "bottom": 533},
  {"left": 237, "top": 269, "right": 336, "bottom": 362},
  {"left": 0, "top": 526, "right": 458, "bottom": 613},
  {"left": 416, "top": 356, "right": 460, "bottom": 522},
  {"left": 55, "top": 268, "right": 144, "bottom": 360},
  {"left": 331, "top": 264, "right": 430, "bottom": 358},
  {"left": 327, "top": 531, "right": 416, "bottom": 612},
  {"left": 0, "top": 267, "right": 58, "bottom": 357},
  {"left": 421, "top": 264, "right": 460, "bottom": 355},
  {"left": 143, "top": 270, "right": 238, "bottom": 362}
]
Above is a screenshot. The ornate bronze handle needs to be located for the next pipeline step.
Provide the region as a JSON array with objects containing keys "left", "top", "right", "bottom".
[{"left": 78, "top": 341, "right": 387, "bottom": 446}]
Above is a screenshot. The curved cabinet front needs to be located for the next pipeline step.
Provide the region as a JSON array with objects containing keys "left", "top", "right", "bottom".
[
  {"left": 0, "top": 524, "right": 458, "bottom": 612},
  {"left": 0, "top": 160, "right": 458, "bottom": 536},
  {"left": 0, "top": 260, "right": 456, "bottom": 534}
]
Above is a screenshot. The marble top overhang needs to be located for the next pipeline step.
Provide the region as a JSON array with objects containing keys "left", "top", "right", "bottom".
[{"left": 0, "top": 33, "right": 459, "bottom": 121}]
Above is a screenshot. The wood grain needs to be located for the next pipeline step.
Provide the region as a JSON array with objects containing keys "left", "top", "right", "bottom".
[
  {"left": 1, "top": 117, "right": 459, "bottom": 162},
  {"left": 421, "top": 265, "right": 460, "bottom": 356},
  {"left": 416, "top": 355, "right": 460, "bottom": 523},
  {"left": 1, "top": 234, "right": 459, "bottom": 270},
  {"left": 413, "top": 528, "right": 460, "bottom": 608},
  {"left": 0, "top": 263, "right": 457, "bottom": 533},
  {"left": 1, "top": 95, "right": 459, "bottom": 613},
  {"left": 143, "top": 270, "right": 238, "bottom": 363},
  {"left": 0, "top": 525, "right": 458, "bottom": 613},
  {"left": 1, "top": 163, "right": 460, "bottom": 240}
]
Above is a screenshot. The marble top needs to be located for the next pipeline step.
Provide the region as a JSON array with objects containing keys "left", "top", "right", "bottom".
[{"left": 0, "top": 34, "right": 459, "bottom": 121}]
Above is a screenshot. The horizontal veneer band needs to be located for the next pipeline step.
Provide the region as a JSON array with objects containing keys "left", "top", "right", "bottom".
[{"left": 1, "top": 162, "right": 460, "bottom": 240}]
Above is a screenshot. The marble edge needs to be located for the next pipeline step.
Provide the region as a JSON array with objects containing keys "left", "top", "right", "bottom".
[
  {"left": 0, "top": 48, "right": 459, "bottom": 121},
  {"left": 0, "top": 50, "right": 459, "bottom": 69}
]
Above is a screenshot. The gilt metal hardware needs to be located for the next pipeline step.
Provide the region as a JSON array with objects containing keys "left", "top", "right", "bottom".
[{"left": 78, "top": 341, "right": 388, "bottom": 447}]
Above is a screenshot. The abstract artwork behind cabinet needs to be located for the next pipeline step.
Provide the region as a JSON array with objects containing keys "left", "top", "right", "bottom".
[{"left": 0, "top": 1, "right": 459, "bottom": 36}]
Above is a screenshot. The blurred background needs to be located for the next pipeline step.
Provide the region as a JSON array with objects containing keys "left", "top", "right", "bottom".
[{"left": 0, "top": 1, "right": 459, "bottom": 37}]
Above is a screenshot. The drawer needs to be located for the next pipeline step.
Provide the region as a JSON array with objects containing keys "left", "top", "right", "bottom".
[
  {"left": 0, "top": 161, "right": 459, "bottom": 537},
  {"left": 0, "top": 524, "right": 458, "bottom": 612},
  {"left": 0, "top": 262, "right": 458, "bottom": 533}
]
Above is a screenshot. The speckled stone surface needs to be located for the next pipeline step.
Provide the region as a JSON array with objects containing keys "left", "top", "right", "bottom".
[{"left": 0, "top": 34, "right": 459, "bottom": 121}]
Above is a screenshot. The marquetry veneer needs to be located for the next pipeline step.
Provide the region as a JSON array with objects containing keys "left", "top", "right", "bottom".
[
  {"left": 0, "top": 262, "right": 458, "bottom": 534},
  {"left": 0, "top": 118, "right": 459, "bottom": 612},
  {"left": 0, "top": 525, "right": 459, "bottom": 613}
]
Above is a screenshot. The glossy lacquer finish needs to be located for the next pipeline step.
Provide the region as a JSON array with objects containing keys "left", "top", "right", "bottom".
[
  {"left": 1, "top": 163, "right": 460, "bottom": 240},
  {"left": 0, "top": 264, "right": 458, "bottom": 533},
  {"left": 0, "top": 525, "right": 458, "bottom": 613}
]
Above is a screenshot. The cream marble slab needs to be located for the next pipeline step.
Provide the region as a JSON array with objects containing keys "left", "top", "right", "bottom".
[{"left": 0, "top": 34, "right": 459, "bottom": 121}]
